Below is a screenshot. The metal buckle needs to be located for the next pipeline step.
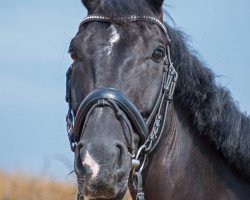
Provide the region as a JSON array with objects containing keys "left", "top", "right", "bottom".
[{"left": 66, "top": 114, "right": 77, "bottom": 152}]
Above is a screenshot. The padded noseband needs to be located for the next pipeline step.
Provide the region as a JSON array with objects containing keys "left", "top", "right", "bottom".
[{"left": 73, "top": 88, "right": 148, "bottom": 144}]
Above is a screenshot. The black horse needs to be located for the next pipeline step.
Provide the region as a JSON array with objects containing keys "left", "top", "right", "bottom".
[{"left": 65, "top": 0, "right": 250, "bottom": 199}]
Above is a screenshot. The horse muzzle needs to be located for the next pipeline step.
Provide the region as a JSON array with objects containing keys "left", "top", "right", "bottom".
[{"left": 72, "top": 88, "right": 148, "bottom": 199}]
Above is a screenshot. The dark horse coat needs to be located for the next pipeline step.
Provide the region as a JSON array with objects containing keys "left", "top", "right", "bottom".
[{"left": 67, "top": 0, "right": 250, "bottom": 199}]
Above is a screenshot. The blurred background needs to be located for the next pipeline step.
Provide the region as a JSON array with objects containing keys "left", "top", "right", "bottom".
[{"left": 0, "top": 0, "right": 249, "bottom": 198}]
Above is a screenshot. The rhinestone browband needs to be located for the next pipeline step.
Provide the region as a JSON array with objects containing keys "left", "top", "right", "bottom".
[{"left": 79, "top": 15, "right": 170, "bottom": 43}]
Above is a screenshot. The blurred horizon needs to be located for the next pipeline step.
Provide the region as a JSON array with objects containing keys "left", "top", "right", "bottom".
[{"left": 0, "top": 0, "right": 249, "bottom": 181}]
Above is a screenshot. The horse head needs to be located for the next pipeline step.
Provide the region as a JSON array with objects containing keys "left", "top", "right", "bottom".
[{"left": 66, "top": 0, "right": 172, "bottom": 199}]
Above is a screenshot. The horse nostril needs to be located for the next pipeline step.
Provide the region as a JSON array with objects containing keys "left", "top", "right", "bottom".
[
  {"left": 76, "top": 155, "right": 86, "bottom": 175},
  {"left": 116, "top": 144, "right": 123, "bottom": 168},
  {"left": 116, "top": 144, "right": 120, "bottom": 155},
  {"left": 75, "top": 148, "right": 86, "bottom": 176}
]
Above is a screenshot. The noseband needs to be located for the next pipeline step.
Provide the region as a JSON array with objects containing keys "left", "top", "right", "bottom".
[
  {"left": 65, "top": 15, "right": 178, "bottom": 200},
  {"left": 73, "top": 88, "right": 148, "bottom": 155}
]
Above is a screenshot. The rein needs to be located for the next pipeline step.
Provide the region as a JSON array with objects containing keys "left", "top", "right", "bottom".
[{"left": 65, "top": 14, "right": 178, "bottom": 200}]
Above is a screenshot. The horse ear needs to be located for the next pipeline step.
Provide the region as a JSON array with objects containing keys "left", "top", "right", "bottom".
[
  {"left": 147, "top": 0, "right": 164, "bottom": 12},
  {"left": 81, "top": 0, "right": 98, "bottom": 11}
]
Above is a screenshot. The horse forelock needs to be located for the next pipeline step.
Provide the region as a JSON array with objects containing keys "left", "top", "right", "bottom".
[{"left": 89, "top": 0, "right": 156, "bottom": 17}]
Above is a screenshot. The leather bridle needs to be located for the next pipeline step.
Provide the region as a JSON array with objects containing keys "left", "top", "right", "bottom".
[{"left": 65, "top": 15, "right": 178, "bottom": 200}]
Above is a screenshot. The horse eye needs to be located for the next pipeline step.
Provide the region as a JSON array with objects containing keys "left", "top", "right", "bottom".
[
  {"left": 151, "top": 47, "right": 166, "bottom": 62},
  {"left": 70, "top": 51, "right": 78, "bottom": 61}
]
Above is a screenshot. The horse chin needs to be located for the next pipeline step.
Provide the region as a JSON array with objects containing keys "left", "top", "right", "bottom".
[{"left": 81, "top": 180, "right": 128, "bottom": 200}]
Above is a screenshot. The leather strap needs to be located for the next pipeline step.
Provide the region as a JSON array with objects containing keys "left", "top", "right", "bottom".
[{"left": 73, "top": 88, "right": 148, "bottom": 144}]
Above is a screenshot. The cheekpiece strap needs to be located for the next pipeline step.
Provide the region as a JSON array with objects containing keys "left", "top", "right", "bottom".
[{"left": 133, "top": 172, "right": 145, "bottom": 200}]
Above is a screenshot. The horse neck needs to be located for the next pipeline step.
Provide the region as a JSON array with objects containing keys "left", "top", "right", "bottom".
[{"left": 142, "top": 103, "right": 250, "bottom": 200}]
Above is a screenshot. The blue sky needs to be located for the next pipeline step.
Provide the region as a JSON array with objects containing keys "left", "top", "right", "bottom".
[{"left": 0, "top": 0, "right": 249, "bottom": 180}]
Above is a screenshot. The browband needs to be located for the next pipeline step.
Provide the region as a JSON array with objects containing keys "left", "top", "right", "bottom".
[{"left": 79, "top": 15, "right": 170, "bottom": 43}]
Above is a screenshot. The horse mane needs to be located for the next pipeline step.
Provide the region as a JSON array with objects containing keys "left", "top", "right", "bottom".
[{"left": 166, "top": 23, "right": 250, "bottom": 179}]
